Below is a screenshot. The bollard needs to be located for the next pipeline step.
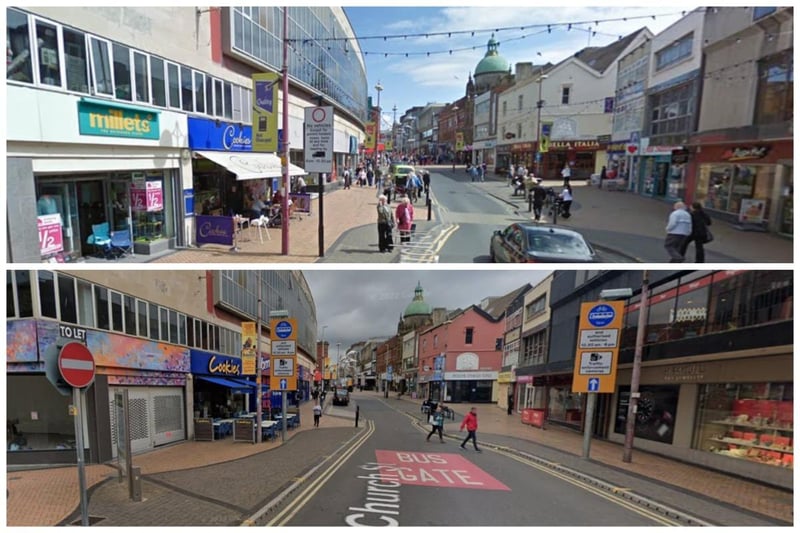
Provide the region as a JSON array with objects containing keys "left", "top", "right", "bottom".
[
  {"left": 130, "top": 466, "right": 142, "bottom": 502},
  {"left": 426, "top": 197, "right": 432, "bottom": 221},
  {"left": 528, "top": 193, "right": 533, "bottom": 212},
  {"left": 355, "top": 405, "right": 360, "bottom": 428}
]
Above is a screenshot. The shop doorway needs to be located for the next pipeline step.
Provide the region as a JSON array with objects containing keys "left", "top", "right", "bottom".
[
  {"left": 37, "top": 182, "right": 80, "bottom": 258},
  {"left": 76, "top": 180, "right": 106, "bottom": 256}
]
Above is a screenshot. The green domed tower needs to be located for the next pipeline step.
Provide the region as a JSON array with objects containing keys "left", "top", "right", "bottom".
[
  {"left": 474, "top": 34, "right": 509, "bottom": 94},
  {"left": 398, "top": 281, "right": 433, "bottom": 334}
]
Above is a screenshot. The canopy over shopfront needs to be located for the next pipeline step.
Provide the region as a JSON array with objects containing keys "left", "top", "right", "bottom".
[
  {"left": 196, "top": 375, "right": 253, "bottom": 394},
  {"left": 194, "top": 151, "right": 307, "bottom": 180}
]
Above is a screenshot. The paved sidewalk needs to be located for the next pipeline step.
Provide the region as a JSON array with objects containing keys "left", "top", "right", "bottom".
[
  {"left": 6, "top": 399, "right": 355, "bottom": 527},
  {"left": 468, "top": 170, "right": 792, "bottom": 263},
  {"left": 150, "top": 183, "right": 417, "bottom": 264},
  {"left": 6, "top": 392, "right": 792, "bottom": 526}
]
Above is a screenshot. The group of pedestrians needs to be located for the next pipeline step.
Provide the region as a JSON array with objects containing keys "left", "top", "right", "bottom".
[
  {"left": 664, "top": 201, "right": 713, "bottom": 263},
  {"left": 376, "top": 195, "right": 416, "bottom": 253},
  {"left": 425, "top": 404, "right": 482, "bottom": 452}
]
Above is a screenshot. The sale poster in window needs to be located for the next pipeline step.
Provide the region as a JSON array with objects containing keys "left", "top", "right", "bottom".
[
  {"left": 131, "top": 181, "right": 164, "bottom": 212},
  {"left": 37, "top": 213, "right": 63, "bottom": 256}
]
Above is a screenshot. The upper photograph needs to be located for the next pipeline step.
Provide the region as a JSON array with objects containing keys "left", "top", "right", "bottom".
[{"left": 7, "top": 6, "right": 793, "bottom": 264}]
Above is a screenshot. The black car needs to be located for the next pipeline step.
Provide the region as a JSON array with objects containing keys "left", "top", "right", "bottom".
[
  {"left": 490, "top": 223, "right": 596, "bottom": 263},
  {"left": 332, "top": 388, "right": 350, "bottom": 406}
]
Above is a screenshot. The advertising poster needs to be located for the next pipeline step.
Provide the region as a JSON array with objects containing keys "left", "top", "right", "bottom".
[{"left": 252, "top": 72, "right": 279, "bottom": 152}]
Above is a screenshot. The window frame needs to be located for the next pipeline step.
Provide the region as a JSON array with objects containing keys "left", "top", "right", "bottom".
[
  {"left": 62, "top": 26, "right": 90, "bottom": 94},
  {"left": 132, "top": 50, "right": 150, "bottom": 103},
  {"left": 88, "top": 35, "right": 114, "bottom": 96},
  {"left": 33, "top": 16, "right": 65, "bottom": 89}
]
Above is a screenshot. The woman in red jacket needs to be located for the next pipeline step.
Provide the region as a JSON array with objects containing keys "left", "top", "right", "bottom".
[{"left": 459, "top": 407, "right": 481, "bottom": 452}]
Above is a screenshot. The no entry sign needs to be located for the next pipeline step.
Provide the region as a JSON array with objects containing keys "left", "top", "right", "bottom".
[{"left": 58, "top": 342, "right": 96, "bottom": 388}]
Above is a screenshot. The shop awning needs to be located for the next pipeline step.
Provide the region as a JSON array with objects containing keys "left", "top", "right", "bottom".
[
  {"left": 197, "top": 375, "right": 253, "bottom": 394},
  {"left": 194, "top": 150, "right": 307, "bottom": 180}
]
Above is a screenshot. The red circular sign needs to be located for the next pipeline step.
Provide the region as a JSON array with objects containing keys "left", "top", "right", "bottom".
[
  {"left": 627, "top": 145, "right": 638, "bottom": 154},
  {"left": 58, "top": 342, "right": 96, "bottom": 388}
]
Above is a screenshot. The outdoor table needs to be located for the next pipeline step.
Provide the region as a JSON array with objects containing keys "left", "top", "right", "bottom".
[{"left": 260, "top": 420, "right": 278, "bottom": 440}]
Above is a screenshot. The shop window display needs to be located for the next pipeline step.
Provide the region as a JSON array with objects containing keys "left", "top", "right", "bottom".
[
  {"left": 8, "top": 375, "right": 76, "bottom": 452},
  {"left": 615, "top": 385, "right": 679, "bottom": 444},
  {"left": 693, "top": 382, "right": 792, "bottom": 469}
]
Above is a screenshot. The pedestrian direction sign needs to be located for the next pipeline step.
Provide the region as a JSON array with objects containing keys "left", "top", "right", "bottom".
[
  {"left": 572, "top": 300, "right": 624, "bottom": 394},
  {"left": 280, "top": 379, "right": 288, "bottom": 390}
]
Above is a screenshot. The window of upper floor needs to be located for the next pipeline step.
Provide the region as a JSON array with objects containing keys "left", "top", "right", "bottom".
[
  {"left": 655, "top": 32, "right": 693, "bottom": 71},
  {"left": 8, "top": 270, "right": 243, "bottom": 356},
  {"left": 561, "top": 85, "right": 571, "bottom": 105},
  {"left": 754, "top": 49, "right": 793, "bottom": 125},
  {"left": 465, "top": 327, "right": 474, "bottom": 344},
  {"left": 6, "top": 8, "right": 252, "bottom": 124}
]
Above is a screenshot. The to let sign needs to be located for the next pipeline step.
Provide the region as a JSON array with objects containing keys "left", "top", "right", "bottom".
[
  {"left": 58, "top": 342, "right": 96, "bottom": 388},
  {"left": 38, "top": 214, "right": 64, "bottom": 256}
]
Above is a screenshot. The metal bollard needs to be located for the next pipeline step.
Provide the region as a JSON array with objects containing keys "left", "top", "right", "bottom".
[
  {"left": 355, "top": 405, "right": 360, "bottom": 428},
  {"left": 130, "top": 466, "right": 143, "bottom": 502},
  {"left": 528, "top": 194, "right": 533, "bottom": 212},
  {"left": 426, "top": 197, "right": 432, "bottom": 221}
]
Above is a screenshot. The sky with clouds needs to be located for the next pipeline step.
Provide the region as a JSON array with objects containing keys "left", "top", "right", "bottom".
[
  {"left": 343, "top": 4, "right": 694, "bottom": 126},
  {"left": 303, "top": 269, "right": 550, "bottom": 359}
]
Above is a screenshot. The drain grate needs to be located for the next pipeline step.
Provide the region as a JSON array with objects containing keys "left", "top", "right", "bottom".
[{"left": 70, "top": 516, "right": 106, "bottom": 526}]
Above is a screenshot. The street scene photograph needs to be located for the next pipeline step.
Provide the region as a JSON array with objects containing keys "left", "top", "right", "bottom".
[
  {"left": 6, "top": 269, "right": 793, "bottom": 526},
  {"left": 7, "top": 6, "right": 793, "bottom": 264}
]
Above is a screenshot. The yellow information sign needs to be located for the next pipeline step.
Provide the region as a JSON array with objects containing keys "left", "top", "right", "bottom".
[
  {"left": 572, "top": 301, "right": 625, "bottom": 394},
  {"left": 241, "top": 321, "right": 257, "bottom": 375},
  {"left": 269, "top": 318, "right": 297, "bottom": 391},
  {"left": 252, "top": 72, "right": 279, "bottom": 152}
]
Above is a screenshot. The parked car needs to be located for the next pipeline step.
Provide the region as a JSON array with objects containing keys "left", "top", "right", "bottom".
[
  {"left": 489, "top": 223, "right": 597, "bottom": 263},
  {"left": 332, "top": 388, "right": 350, "bottom": 406}
]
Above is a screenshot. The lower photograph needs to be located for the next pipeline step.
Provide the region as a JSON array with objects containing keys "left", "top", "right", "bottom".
[{"left": 6, "top": 269, "right": 793, "bottom": 527}]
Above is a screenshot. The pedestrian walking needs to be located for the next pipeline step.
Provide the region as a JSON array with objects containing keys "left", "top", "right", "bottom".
[
  {"left": 367, "top": 168, "right": 375, "bottom": 188},
  {"left": 531, "top": 180, "right": 547, "bottom": 221},
  {"left": 680, "top": 201, "right": 712, "bottom": 263},
  {"left": 395, "top": 196, "right": 415, "bottom": 243},
  {"left": 559, "top": 184, "right": 573, "bottom": 218},
  {"left": 313, "top": 403, "right": 322, "bottom": 427},
  {"left": 426, "top": 405, "right": 445, "bottom": 443},
  {"left": 422, "top": 169, "right": 431, "bottom": 196},
  {"left": 470, "top": 165, "right": 480, "bottom": 182},
  {"left": 343, "top": 168, "right": 351, "bottom": 189},
  {"left": 459, "top": 407, "right": 481, "bottom": 452},
  {"left": 561, "top": 163, "right": 572, "bottom": 186},
  {"left": 507, "top": 393, "right": 514, "bottom": 415},
  {"left": 377, "top": 194, "right": 395, "bottom": 253},
  {"left": 481, "top": 162, "right": 487, "bottom": 182},
  {"left": 664, "top": 201, "right": 693, "bottom": 262}
]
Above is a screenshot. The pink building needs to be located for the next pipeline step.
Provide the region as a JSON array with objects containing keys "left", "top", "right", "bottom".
[{"left": 417, "top": 305, "right": 505, "bottom": 403}]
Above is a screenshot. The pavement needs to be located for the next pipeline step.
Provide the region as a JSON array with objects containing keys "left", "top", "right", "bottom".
[
  {"left": 6, "top": 391, "right": 792, "bottom": 526},
  {"left": 92, "top": 166, "right": 790, "bottom": 264}
]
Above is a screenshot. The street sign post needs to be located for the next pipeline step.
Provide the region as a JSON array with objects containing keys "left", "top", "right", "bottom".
[
  {"left": 57, "top": 341, "right": 95, "bottom": 527},
  {"left": 304, "top": 106, "right": 334, "bottom": 173},
  {"left": 572, "top": 300, "right": 625, "bottom": 459},
  {"left": 270, "top": 316, "right": 297, "bottom": 442}
]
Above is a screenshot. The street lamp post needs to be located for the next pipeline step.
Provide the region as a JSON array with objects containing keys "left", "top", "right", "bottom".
[
  {"left": 623, "top": 271, "right": 650, "bottom": 463},
  {"left": 375, "top": 81, "right": 383, "bottom": 164},
  {"left": 535, "top": 74, "right": 548, "bottom": 176}
]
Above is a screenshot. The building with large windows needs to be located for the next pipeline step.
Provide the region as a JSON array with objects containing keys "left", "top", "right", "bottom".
[
  {"left": 542, "top": 270, "right": 792, "bottom": 489},
  {"left": 7, "top": 7, "right": 368, "bottom": 262},
  {"left": 6, "top": 270, "right": 317, "bottom": 466}
]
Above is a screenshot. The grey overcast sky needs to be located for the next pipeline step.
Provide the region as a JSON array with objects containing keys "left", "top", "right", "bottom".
[{"left": 303, "top": 269, "right": 550, "bottom": 359}]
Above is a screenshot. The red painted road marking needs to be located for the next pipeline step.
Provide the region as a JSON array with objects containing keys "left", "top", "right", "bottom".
[{"left": 374, "top": 451, "right": 510, "bottom": 491}]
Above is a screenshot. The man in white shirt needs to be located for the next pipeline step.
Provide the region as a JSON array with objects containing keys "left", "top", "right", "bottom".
[{"left": 664, "top": 201, "right": 692, "bottom": 262}]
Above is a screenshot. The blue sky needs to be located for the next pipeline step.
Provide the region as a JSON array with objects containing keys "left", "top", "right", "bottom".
[{"left": 343, "top": 5, "right": 693, "bottom": 129}]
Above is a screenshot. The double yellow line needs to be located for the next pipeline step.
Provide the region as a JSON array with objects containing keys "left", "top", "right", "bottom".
[
  {"left": 262, "top": 419, "right": 376, "bottom": 527},
  {"left": 491, "top": 447, "right": 683, "bottom": 526}
]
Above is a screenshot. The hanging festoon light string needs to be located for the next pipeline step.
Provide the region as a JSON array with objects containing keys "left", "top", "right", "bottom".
[{"left": 287, "top": 8, "right": 705, "bottom": 60}]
